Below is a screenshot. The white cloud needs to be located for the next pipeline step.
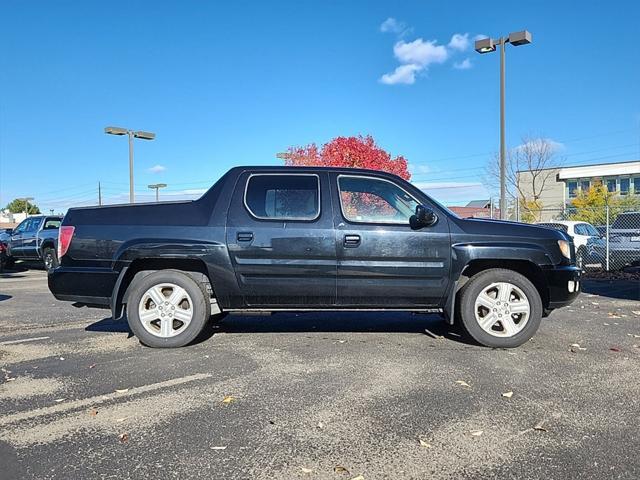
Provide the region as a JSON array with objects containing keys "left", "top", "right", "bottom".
[
  {"left": 147, "top": 164, "right": 166, "bottom": 174},
  {"left": 380, "top": 17, "right": 406, "bottom": 34},
  {"left": 453, "top": 58, "right": 472, "bottom": 70},
  {"left": 379, "top": 64, "right": 421, "bottom": 85},
  {"left": 409, "top": 163, "right": 431, "bottom": 175},
  {"left": 393, "top": 39, "right": 448, "bottom": 67},
  {"left": 515, "top": 138, "right": 565, "bottom": 153},
  {"left": 448, "top": 33, "right": 470, "bottom": 51}
]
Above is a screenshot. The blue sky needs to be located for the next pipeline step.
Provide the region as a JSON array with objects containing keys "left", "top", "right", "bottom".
[{"left": 1, "top": 0, "right": 639, "bottom": 213}]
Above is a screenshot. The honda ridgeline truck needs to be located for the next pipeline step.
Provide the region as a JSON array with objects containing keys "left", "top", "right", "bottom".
[{"left": 48, "top": 167, "right": 580, "bottom": 348}]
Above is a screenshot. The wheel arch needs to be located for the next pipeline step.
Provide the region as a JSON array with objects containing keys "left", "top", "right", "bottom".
[
  {"left": 111, "top": 258, "right": 219, "bottom": 320},
  {"left": 444, "top": 257, "right": 549, "bottom": 325}
]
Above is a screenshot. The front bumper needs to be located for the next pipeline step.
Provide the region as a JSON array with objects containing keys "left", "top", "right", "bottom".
[
  {"left": 48, "top": 266, "right": 119, "bottom": 307},
  {"left": 544, "top": 265, "right": 581, "bottom": 309}
]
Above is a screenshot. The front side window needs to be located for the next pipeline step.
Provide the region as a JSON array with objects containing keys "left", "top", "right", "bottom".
[
  {"left": 606, "top": 178, "right": 617, "bottom": 193},
  {"left": 620, "top": 178, "right": 630, "bottom": 195},
  {"left": 338, "top": 175, "right": 419, "bottom": 224},
  {"left": 244, "top": 174, "right": 320, "bottom": 220},
  {"left": 567, "top": 181, "right": 578, "bottom": 198},
  {"left": 574, "top": 224, "right": 589, "bottom": 236}
]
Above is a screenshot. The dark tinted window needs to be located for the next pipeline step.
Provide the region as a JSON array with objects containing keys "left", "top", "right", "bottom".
[
  {"left": 612, "top": 212, "right": 640, "bottom": 229},
  {"left": 537, "top": 223, "right": 568, "bottom": 232},
  {"left": 245, "top": 174, "right": 320, "bottom": 220}
]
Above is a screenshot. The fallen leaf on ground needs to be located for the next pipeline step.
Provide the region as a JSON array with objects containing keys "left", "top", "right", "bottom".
[
  {"left": 419, "top": 439, "right": 431, "bottom": 448},
  {"left": 470, "top": 430, "right": 483, "bottom": 437},
  {"left": 88, "top": 408, "right": 98, "bottom": 416},
  {"left": 603, "top": 323, "right": 610, "bottom": 326},
  {"left": 301, "top": 467, "right": 313, "bottom": 474},
  {"left": 88, "top": 363, "right": 96, "bottom": 369},
  {"left": 119, "top": 433, "right": 129, "bottom": 443},
  {"left": 317, "top": 422, "right": 324, "bottom": 429},
  {"left": 533, "top": 421, "right": 547, "bottom": 432},
  {"left": 632, "top": 311, "right": 640, "bottom": 316},
  {"left": 54, "top": 398, "right": 65, "bottom": 403},
  {"left": 59, "top": 357, "right": 65, "bottom": 361},
  {"left": 115, "top": 417, "right": 128, "bottom": 423},
  {"left": 502, "top": 391, "right": 513, "bottom": 398},
  {"left": 334, "top": 466, "right": 350, "bottom": 474},
  {"left": 210, "top": 446, "right": 227, "bottom": 450},
  {"left": 455, "top": 380, "right": 471, "bottom": 388},
  {"left": 115, "top": 388, "right": 129, "bottom": 393},
  {"left": 610, "top": 347, "right": 621, "bottom": 352},
  {"left": 222, "top": 395, "right": 236, "bottom": 404},
  {"left": 350, "top": 476, "right": 365, "bottom": 480}
]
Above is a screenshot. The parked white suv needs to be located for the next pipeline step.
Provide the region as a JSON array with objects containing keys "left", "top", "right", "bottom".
[{"left": 536, "top": 220, "right": 601, "bottom": 268}]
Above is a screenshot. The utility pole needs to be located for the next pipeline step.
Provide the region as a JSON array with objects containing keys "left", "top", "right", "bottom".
[{"left": 98, "top": 182, "right": 103, "bottom": 206}]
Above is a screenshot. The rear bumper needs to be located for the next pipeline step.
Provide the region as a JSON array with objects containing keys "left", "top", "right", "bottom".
[
  {"left": 544, "top": 265, "right": 581, "bottom": 309},
  {"left": 48, "top": 266, "right": 118, "bottom": 307}
]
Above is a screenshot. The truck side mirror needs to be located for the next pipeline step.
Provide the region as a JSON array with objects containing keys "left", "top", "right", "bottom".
[{"left": 410, "top": 204, "right": 437, "bottom": 229}]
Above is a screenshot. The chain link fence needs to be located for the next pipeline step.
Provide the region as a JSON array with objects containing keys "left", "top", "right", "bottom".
[{"left": 519, "top": 206, "right": 640, "bottom": 271}]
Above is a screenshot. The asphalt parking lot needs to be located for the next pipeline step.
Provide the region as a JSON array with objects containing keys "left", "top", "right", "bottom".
[{"left": 1, "top": 269, "right": 639, "bottom": 480}]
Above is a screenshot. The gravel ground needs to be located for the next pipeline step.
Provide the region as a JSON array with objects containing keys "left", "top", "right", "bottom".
[{"left": 0, "top": 269, "right": 639, "bottom": 480}]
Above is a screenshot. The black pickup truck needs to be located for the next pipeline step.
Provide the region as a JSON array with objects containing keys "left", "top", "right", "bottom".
[{"left": 49, "top": 166, "right": 580, "bottom": 348}]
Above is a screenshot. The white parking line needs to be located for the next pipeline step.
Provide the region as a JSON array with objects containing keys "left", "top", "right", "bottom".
[
  {"left": 0, "top": 373, "right": 212, "bottom": 427},
  {"left": 0, "top": 336, "right": 51, "bottom": 345}
]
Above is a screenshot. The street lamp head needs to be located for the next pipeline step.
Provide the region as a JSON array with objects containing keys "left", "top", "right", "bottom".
[
  {"left": 133, "top": 131, "right": 155, "bottom": 140},
  {"left": 148, "top": 183, "right": 167, "bottom": 189},
  {"left": 508, "top": 30, "right": 532, "bottom": 46},
  {"left": 474, "top": 37, "right": 496, "bottom": 54},
  {"left": 104, "top": 126, "right": 128, "bottom": 136}
]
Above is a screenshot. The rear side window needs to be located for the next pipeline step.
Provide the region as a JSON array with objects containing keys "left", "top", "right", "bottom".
[
  {"left": 244, "top": 174, "right": 320, "bottom": 220},
  {"left": 43, "top": 218, "right": 61, "bottom": 229}
]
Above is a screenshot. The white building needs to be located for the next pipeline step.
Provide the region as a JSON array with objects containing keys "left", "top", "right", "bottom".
[{"left": 517, "top": 160, "right": 640, "bottom": 220}]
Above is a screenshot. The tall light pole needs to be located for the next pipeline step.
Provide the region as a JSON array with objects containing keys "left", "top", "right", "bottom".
[
  {"left": 475, "top": 30, "right": 532, "bottom": 220},
  {"left": 104, "top": 126, "right": 156, "bottom": 203},
  {"left": 18, "top": 197, "right": 34, "bottom": 218},
  {"left": 148, "top": 183, "right": 167, "bottom": 202}
]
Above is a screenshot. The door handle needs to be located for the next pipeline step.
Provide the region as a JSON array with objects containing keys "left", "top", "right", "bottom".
[
  {"left": 343, "top": 234, "right": 361, "bottom": 248},
  {"left": 237, "top": 232, "right": 254, "bottom": 242}
]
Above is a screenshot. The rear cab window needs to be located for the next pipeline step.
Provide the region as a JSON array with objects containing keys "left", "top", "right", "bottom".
[{"left": 244, "top": 174, "right": 320, "bottom": 221}]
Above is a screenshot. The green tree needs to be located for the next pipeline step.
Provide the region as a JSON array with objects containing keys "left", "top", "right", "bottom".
[
  {"left": 6, "top": 198, "right": 41, "bottom": 215},
  {"left": 570, "top": 184, "right": 640, "bottom": 225}
]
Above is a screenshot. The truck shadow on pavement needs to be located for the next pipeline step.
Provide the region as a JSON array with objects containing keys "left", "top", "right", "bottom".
[
  {"left": 0, "top": 294, "right": 11, "bottom": 301},
  {"left": 85, "top": 311, "right": 474, "bottom": 347},
  {"left": 581, "top": 279, "right": 640, "bottom": 301}
]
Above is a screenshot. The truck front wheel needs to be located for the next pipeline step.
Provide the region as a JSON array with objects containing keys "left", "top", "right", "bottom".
[
  {"left": 458, "top": 268, "right": 543, "bottom": 348},
  {"left": 126, "top": 270, "right": 211, "bottom": 348}
]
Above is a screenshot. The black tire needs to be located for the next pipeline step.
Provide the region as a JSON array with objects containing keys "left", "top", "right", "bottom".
[
  {"left": 4, "top": 256, "right": 15, "bottom": 270},
  {"left": 126, "top": 269, "right": 211, "bottom": 348},
  {"left": 458, "top": 268, "right": 543, "bottom": 348},
  {"left": 42, "top": 247, "right": 59, "bottom": 271}
]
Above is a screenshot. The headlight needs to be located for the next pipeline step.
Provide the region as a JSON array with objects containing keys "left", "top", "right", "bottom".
[{"left": 558, "top": 240, "right": 571, "bottom": 259}]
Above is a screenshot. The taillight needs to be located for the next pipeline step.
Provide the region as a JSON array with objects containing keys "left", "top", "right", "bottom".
[{"left": 58, "top": 226, "right": 75, "bottom": 259}]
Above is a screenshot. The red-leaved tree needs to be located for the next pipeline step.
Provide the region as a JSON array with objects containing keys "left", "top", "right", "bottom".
[{"left": 279, "top": 135, "right": 410, "bottom": 180}]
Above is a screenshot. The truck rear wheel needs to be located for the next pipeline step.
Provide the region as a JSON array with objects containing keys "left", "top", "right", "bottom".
[
  {"left": 126, "top": 270, "right": 211, "bottom": 348},
  {"left": 42, "top": 247, "right": 59, "bottom": 271},
  {"left": 458, "top": 269, "right": 542, "bottom": 348}
]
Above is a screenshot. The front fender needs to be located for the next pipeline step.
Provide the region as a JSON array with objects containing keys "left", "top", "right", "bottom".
[{"left": 443, "top": 242, "right": 553, "bottom": 324}]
